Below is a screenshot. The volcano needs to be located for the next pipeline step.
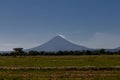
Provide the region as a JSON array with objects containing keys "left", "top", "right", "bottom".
[{"left": 27, "top": 35, "right": 92, "bottom": 51}]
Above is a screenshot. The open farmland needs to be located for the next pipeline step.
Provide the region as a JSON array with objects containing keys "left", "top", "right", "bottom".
[{"left": 0, "top": 55, "right": 120, "bottom": 80}]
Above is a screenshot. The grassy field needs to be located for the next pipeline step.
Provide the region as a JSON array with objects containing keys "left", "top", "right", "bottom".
[
  {"left": 0, "top": 55, "right": 120, "bottom": 67},
  {"left": 0, "top": 55, "right": 120, "bottom": 80},
  {"left": 0, "top": 70, "right": 120, "bottom": 80}
]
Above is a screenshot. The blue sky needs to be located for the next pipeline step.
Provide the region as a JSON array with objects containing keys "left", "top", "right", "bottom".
[{"left": 0, "top": 0, "right": 120, "bottom": 51}]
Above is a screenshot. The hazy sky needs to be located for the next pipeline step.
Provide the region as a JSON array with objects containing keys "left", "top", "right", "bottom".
[{"left": 0, "top": 0, "right": 120, "bottom": 51}]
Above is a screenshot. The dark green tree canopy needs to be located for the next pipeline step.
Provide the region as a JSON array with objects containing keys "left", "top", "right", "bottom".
[{"left": 13, "top": 48, "right": 23, "bottom": 53}]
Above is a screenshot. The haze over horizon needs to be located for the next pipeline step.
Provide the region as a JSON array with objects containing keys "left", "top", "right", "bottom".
[{"left": 0, "top": 0, "right": 120, "bottom": 51}]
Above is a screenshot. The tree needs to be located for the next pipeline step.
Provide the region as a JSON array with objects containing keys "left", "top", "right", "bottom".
[
  {"left": 13, "top": 48, "right": 23, "bottom": 53},
  {"left": 11, "top": 48, "right": 24, "bottom": 56}
]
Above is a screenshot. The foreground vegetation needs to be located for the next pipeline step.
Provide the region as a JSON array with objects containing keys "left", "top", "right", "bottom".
[
  {"left": 0, "top": 55, "right": 120, "bottom": 80},
  {"left": 0, "top": 70, "right": 120, "bottom": 80}
]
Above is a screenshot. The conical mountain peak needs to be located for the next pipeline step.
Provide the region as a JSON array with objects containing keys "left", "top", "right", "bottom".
[
  {"left": 54, "top": 34, "right": 66, "bottom": 39},
  {"left": 27, "top": 35, "right": 92, "bottom": 51}
]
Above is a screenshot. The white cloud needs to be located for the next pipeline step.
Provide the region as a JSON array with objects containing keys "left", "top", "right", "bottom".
[
  {"left": 81, "top": 32, "right": 120, "bottom": 49},
  {"left": 57, "top": 34, "right": 66, "bottom": 38}
]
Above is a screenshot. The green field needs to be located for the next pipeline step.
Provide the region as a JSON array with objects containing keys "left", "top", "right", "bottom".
[
  {"left": 0, "top": 55, "right": 120, "bottom": 67},
  {"left": 0, "top": 55, "right": 120, "bottom": 80}
]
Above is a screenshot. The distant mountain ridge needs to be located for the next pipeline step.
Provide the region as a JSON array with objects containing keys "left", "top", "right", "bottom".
[
  {"left": 106, "top": 47, "right": 120, "bottom": 52},
  {"left": 1, "top": 35, "right": 120, "bottom": 52},
  {"left": 27, "top": 35, "right": 92, "bottom": 52}
]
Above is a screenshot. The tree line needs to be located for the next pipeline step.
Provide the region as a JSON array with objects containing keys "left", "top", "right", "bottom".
[{"left": 0, "top": 48, "right": 120, "bottom": 56}]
